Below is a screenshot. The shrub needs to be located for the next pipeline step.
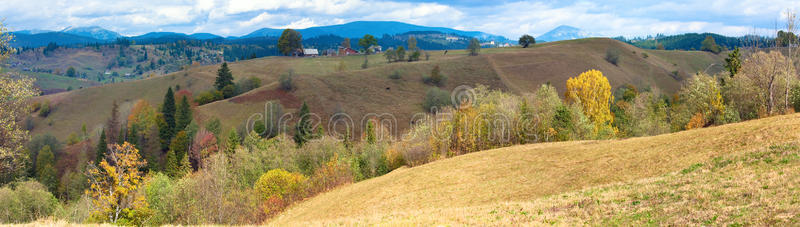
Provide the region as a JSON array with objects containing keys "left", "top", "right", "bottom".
[
  {"left": 0, "top": 181, "right": 60, "bottom": 223},
  {"left": 195, "top": 90, "right": 223, "bottom": 105},
  {"left": 38, "top": 100, "right": 51, "bottom": 117},
  {"left": 422, "top": 87, "right": 451, "bottom": 112},
  {"left": 605, "top": 48, "right": 620, "bottom": 65},
  {"left": 279, "top": 70, "right": 294, "bottom": 91},
  {"left": 641, "top": 52, "right": 649, "bottom": 58},
  {"left": 422, "top": 65, "right": 445, "bottom": 86},
  {"left": 307, "top": 154, "right": 353, "bottom": 195},
  {"left": 254, "top": 169, "right": 307, "bottom": 201},
  {"left": 388, "top": 70, "right": 401, "bottom": 80},
  {"left": 221, "top": 84, "right": 237, "bottom": 98},
  {"left": 236, "top": 77, "right": 262, "bottom": 94},
  {"left": 791, "top": 84, "right": 800, "bottom": 112}
]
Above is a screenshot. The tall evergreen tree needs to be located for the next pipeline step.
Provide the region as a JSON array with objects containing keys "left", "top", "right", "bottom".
[
  {"left": 175, "top": 96, "right": 192, "bottom": 132},
  {"left": 107, "top": 101, "right": 120, "bottom": 144},
  {"left": 170, "top": 131, "right": 190, "bottom": 162},
  {"left": 215, "top": 63, "right": 234, "bottom": 90},
  {"left": 225, "top": 128, "right": 240, "bottom": 155},
  {"left": 161, "top": 87, "right": 176, "bottom": 135},
  {"left": 293, "top": 102, "right": 312, "bottom": 146},
  {"left": 96, "top": 130, "right": 108, "bottom": 164},
  {"left": 35, "top": 145, "right": 58, "bottom": 192},
  {"left": 164, "top": 149, "right": 179, "bottom": 178}
]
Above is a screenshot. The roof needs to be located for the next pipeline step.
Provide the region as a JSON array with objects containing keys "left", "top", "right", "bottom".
[{"left": 303, "top": 49, "right": 319, "bottom": 55}]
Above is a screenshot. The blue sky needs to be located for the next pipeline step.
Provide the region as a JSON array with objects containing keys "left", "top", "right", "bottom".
[{"left": 1, "top": 0, "right": 797, "bottom": 38}]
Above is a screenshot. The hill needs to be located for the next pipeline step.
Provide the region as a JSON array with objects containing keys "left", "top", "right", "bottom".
[
  {"left": 270, "top": 113, "right": 800, "bottom": 225},
  {"left": 28, "top": 38, "right": 724, "bottom": 141},
  {"left": 62, "top": 26, "right": 122, "bottom": 40},
  {"left": 241, "top": 21, "right": 508, "bottom": 42},
  {"left": 537, "top": 25, "right": 592, "bottom": 42},
  {"left": 622, "top": 33, "right": 775, "bottom": 50},
  {"left": 8, "top": 32, "right": 102, "bottom": 48}
]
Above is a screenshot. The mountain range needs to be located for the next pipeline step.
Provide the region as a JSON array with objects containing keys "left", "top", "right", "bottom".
[
  {"left": 536, "top": 25, "right": 593, "bottom": 42},
  {"left": 9, "top": 21, "right": 511, "bottom": 48}
]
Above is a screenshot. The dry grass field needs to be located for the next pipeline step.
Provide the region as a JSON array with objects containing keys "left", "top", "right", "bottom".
[
  {"left": 30, "top": 38, "right": 724, "bottom": 141},
  {"left": 270, "top": 113, "right": 800, "bottom": 225}
]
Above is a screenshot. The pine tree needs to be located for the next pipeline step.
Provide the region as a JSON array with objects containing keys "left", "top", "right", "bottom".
[
  {"left": 35, "top": 145, "right": 58, "bottom": 192},
  {"left": 175, "top": 96, "right": 192, "bottom": 132},
  {"left": 107, "top": 101, "right": 120, "bottom": 144},
  {"left": 157, "top": 114, "right": 171, "bottom": 151},
  {"left": 164, "top": 149, "right": 178, "bottom": 178},
  {"left": 161, "top": 88, "right": 176, "bottom": 136},
  {"left": 214, "top": 63, "right": 234, "bottom": 90},
  {"left": 225, "top": 129, "right": 240, "bottom": 155},
  {"left": 96, "top": 130, "right": 108, "bottom": 164},
  {"left": 293, "top": 102, "right": 312, "bottom": 146}
]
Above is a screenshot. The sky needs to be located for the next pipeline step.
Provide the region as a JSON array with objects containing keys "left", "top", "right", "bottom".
[{"left": 1, "top": 0, "right": 799, "bottom": 38}]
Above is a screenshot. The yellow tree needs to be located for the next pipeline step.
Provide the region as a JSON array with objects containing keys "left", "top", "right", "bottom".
[
  {"left": 565, "top": 69, "right": 614, "bottom": 128},
  {"left": 86, "top": 142, "right": 147, "bottom": 223}
]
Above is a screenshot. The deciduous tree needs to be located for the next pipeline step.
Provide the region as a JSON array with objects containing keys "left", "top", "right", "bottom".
[
  {"left": 518, "top": 34, "right": 535, "bottom": 48},
  {"left": 277, "top": 29, "right": 302, "bottom": 56},
  {"left": 86, "top": 142, "right": 147, "bottom": 223},
  {"left": 565, "top": 69, "right": 614, "bottom": 129}
]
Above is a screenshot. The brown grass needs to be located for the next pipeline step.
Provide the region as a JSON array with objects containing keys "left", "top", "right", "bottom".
[{"left": 269, "top": 113, "right": 800, "bottom": 225}]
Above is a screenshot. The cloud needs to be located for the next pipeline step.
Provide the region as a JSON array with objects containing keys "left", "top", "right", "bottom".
[{"left": 0, "top": 0, "right": 794, "bottom": 38}]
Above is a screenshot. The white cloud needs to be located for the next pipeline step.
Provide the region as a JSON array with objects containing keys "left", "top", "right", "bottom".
[{"left": 0, "top": 0, "right": 794, "bottom": 38}]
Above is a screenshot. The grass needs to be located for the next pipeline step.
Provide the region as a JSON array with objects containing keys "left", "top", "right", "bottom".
[
  {"left": 1, "top": 68, "right": 99, "bottom": 94},
  {"left": 269, "top": 113, "right": 800, "bottom": 225},
  {"left": 30, "top": 38, "right": 724, "bottom": 142}
]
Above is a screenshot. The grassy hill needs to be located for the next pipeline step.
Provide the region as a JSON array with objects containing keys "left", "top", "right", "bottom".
[
  {"left": 270, "top": 113, "right": 800, "bottom": 225},
  {"left": 30, "top": 38, "right": 724, "bottom": 141}
]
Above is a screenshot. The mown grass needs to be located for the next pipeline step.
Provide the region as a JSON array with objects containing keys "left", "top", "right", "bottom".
[{"left": 270, "top": 113, "right": 800, "bottom": 225}]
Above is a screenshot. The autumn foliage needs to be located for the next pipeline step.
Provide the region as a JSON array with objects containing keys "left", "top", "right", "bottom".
[
  {"left": 565, "top": 69, "right": 615, "bottom": 132},
  {"left": 86, "top": 142, "right": 148, "bottom": 224}
]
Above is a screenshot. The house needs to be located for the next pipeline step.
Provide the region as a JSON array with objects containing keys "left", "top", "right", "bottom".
[
  {"left": 338, "top": 46, "right": 359, "bottom": 56},
  {"left": 303, "top": 48, "right": 319, "bottom": 57},
  {"left": 368, "top": 45, "right": 382, "bottom": 53}
]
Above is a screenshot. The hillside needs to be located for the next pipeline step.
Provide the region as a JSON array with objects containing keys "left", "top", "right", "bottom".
[
  {"left": 270, "top": 113, "right": 800, "bottom": 225},
  {"left": 29, "top": 38, "right": 724, "bottom": 141}
]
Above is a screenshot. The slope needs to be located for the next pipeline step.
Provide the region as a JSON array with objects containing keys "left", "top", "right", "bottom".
[
  {"left": 29, "top": 38, "right": 723, "bottom": 141},
  {"left": 270, "top": 113, "right": 800, "bottom": 225}
]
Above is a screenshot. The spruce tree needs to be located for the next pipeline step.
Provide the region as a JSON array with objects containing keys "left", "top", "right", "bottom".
[
  {"left": 35, "top": 145, "right": 58, "bottom": 192},
  {"left": 178, "top": 153, "right": 192, "bottom": 177},
  {"left": 161, "top": 88, "right": 176, "bottom": 135},
  {"left": 225, "top": 129, "right": 240, "bottom": 155},
  {"left": 96, "top": 130, "right": 108, "bottom": 164},
  {"left": 293, "top": 102, "right": 312, "bottom": 146},
  {"left": 107, "top": 101, "right": 120, "bottom": 144},
  {"left": 164, "top": 149, "right": 178, "bottom": 178},
  {"left": 170, "top": 131, "right": 190, "bottom": 162},
  {"left": 175, "top": 96, "right": 192, "bottom": 132},
  {"left": 214, "top": 62, "right": 234, "bottom": 90}
]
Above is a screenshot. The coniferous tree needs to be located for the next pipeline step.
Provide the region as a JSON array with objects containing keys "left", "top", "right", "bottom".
[
  {"left": 157, "top": 114, "right": 171, "bottom": 151},
  {"left": 214, "top": 63, "right": 234, "bottom": 90},
  {"left": 225, "top": 129, "right": 240, "bottom": 155},
  {"left": 293, "top": 102, "right": 312, "bottom": 146},
  {"left": 175, "top": 96, "right": 192, "bottom": 132},
  {"left": 164, "top": 149, "right": 178, "bottom": 178},
  {"left": 96, "top": 130, "right": 108, "bottom": 164},
  {"left": 107, "top": 101, "right": 120, "bottom": 144},
  {"left": 35, "top": 145, "right": 58, "bottom": 192},
  {"left": 161, "top": 88, "right": 176, "bottom": 135}
]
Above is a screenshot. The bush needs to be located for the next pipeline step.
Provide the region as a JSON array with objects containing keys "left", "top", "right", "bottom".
[
  {"left": 388, "top": 70, "right": 401, "bottom": 80},
  {"left": 254, "top": 169, "right": 307, "bottom": 201},
  {"left": 38, "top": 100, "right": 51, "bottom": 117},
  {"left": 0, "top": 181, "right": 60, "bottom": 223},
  {"left": 422, "top": 87, "right": 451, "bottom": 112},
  {"left": 422, "top": 65, "right": 445, "bottom": 86},
  {"left": 237, "top": 77, "right": 262, "bottom": 94},
  {"left": 221, "top": 84, "right": 237, "bottom": 99},
  {"left": 195, "top": 90, "right": 223, "bottom": 105},
  {"left": 791, "top": 84, "right": 800, "bottom": 112},
  {"left": 605, "top": 48, "right": 620, "bottom": 65},
  {"left": 279, "top": 70, "right": 294, "bottom": 91}
]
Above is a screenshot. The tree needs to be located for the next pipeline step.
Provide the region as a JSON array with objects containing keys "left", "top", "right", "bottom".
[
  {"left": 107, "top": 101, "right": 120, "bottom": 144},
  {"left": 35, "top": 145, "right": 57, "bottom": 192},
  {"left": 0, "top": 75, "right": 37, "bottom": 181},
  {"left": 189, "top": 128, "right": 217, "bottom": 169},
  {"left": 738, "top": 51, "right": 795, "bottom": 115},
  {"left": 358, "top": 34, "right": 378, "bottom": 54},
  {"left": 279, "top": 69, "right": 294, "bottom": 91},
  {"left": 163, "top": 149, "right": 179, "bottom": 178},
  {"left": 341, "top": 38, "right": 351, "bottom": 49},
  {"left": 175, "top": 96, "right": 192, "bottom": 131},
  {"left": 66, "top": 66, "right": 76, "bottom": 77},
  {"left": 215, "top": 62, "right": 234, "bottom": 90},
  {"left": 409, "top": 50, "right": 421, "bottom": 61},
  {"left": 396, "top": 46, "right": 406, "bottom": 62},
  {"left": 565, "top": 69, "right": 614, "bottom": 129},
  {"left": 408, "top": 36, "right": 417, "bottom": 50},
  {"left": 383, "top": 49, "right": 396, "bottom": 62},
  {"left": 468, "top": 38, "right": 481, "bottom": 56},
  {"left": 96, "top": 130, "right": 108, "bottom": 164},
  {"left": 679, "top": 73, "right": 726, "bottom": 127},
  {"left": 424, "top": 65, "right": 445, "bottom": 86},
  {"left": 169, "top": 130, "right": 189, "bottom": 160},
  {"left": 278, "top": 29, "right": 303, "bottom": 56},
  {"left": 161, "top": 88, "right": 176, "bottom": 135},
  {"left": 224, "top": 128, "right": 240, "bottom": 155},
  {"left": 724, "top": 47, "right": 742, "bottom": 78},
  {"left": 293, "top": 102, "right": 312, "bottom": 146},
  {"left": 701, "top": 35, "right": 722, "bottom": 54},
  {"left": 86, "top": 142, "right": 147, "bottom": 223},
  {"left": 518, "top": 34, "right": 535, "bottom": 48},
  {"left": 365, "top": 121, "right": 376, "bottom": 144}
]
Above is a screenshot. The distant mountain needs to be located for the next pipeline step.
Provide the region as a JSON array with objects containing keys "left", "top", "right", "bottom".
[
  {"left": 14, "top": 29, "right": 55, "bottom": 35},
  {"left": 621, "top": 33, "right": 774, "bottom": 50},
  {"left": 62, "top": 26, "right": 122, "bottom": 40},
  {"left": 537, "top": 25, "right": 592, "bottom": 42},
  {"left": 242, "top": 21, "right": 509, "bottom": 42},
  {"left": 189, "top": 33, "right": 223, "bottom": 40},
  {"left": 9, "top": 32, "right": 101, "bottom": 48}
]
